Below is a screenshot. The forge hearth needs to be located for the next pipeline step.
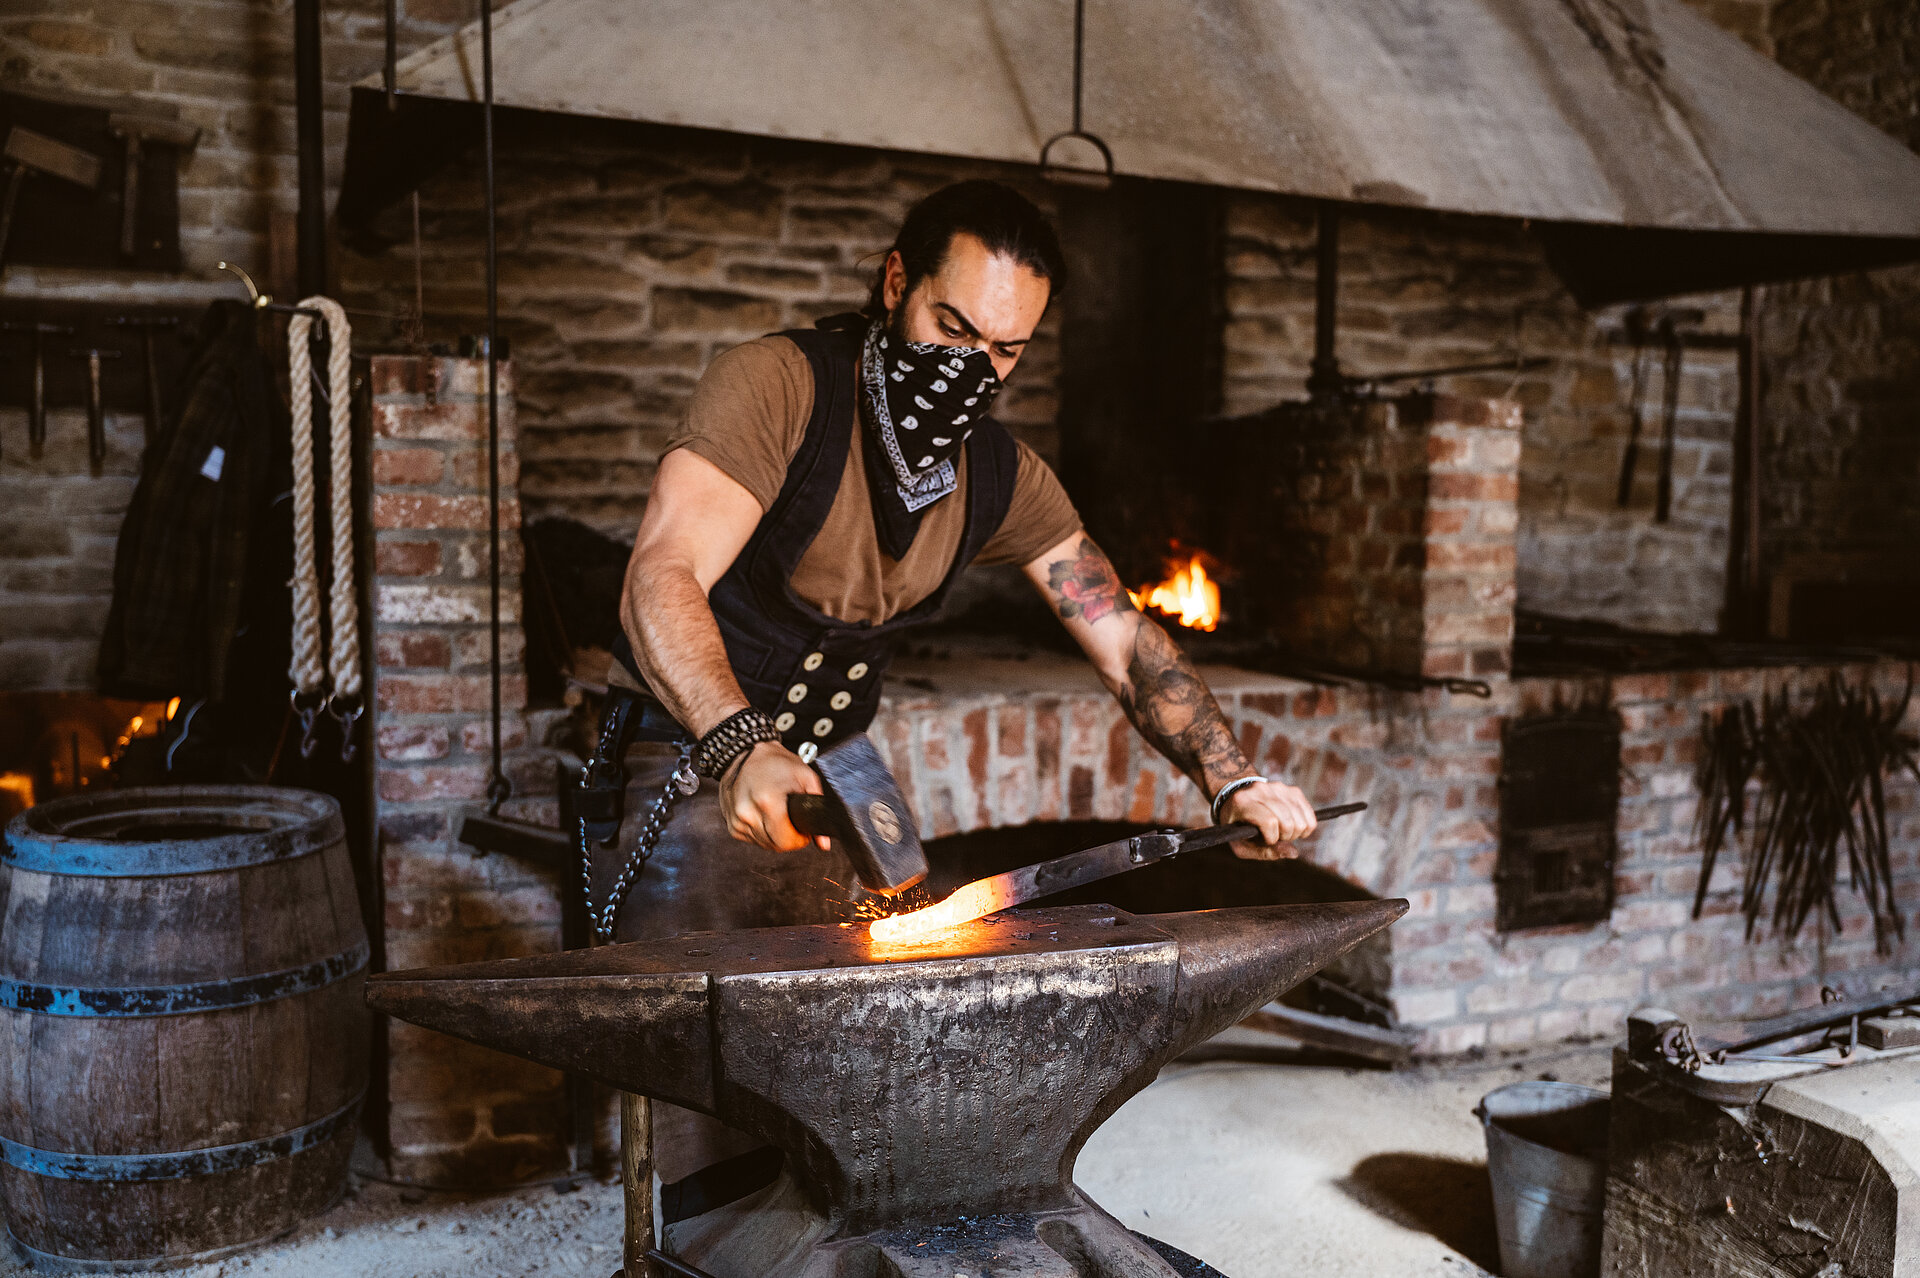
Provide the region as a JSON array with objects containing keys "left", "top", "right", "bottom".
[{"left": 368, "top": 899, "right": 1404, "bottom": 1275}]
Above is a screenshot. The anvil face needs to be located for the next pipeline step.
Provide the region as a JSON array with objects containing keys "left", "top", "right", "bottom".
[{"left": 369, "top": 900, "right": 1404, "bottom": 1274}]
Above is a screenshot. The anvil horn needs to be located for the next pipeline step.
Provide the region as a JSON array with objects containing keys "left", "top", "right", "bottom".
[{"left": 1163, "top": 898, "right": 1410, "bottom": 1044}]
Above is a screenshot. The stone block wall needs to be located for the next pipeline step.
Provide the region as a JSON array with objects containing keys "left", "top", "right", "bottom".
[
  {"left": 1218, "top": 196, "right": 1743, "bottom": 636},
  {"left": 1760, "top": 0, "right": 1920, "bottom": 608},
  {"left": 367, "top": 352, "right": 578, "bottom": 1186},
  {"left": 336, "top": 128, "right": 1063, "bottom": 533}
]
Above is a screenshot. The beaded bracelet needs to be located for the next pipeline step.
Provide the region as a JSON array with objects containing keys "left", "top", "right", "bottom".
[
  {"left": 1209, "top": 774, "right": 1268, "bottom": 826},
  {"left": 692, "top": 707, "right": 780, "bottom": 780}
]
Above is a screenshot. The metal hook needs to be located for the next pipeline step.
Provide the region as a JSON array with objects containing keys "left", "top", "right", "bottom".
[
  {"left": 328, "top": 696, "right": 363, "bottom": 764},
  {"left": 291, "top": 689, "right": 325, "bottom": 760},
  {"left": 216, "top": 261, "right": 270, "bottom": 309}
]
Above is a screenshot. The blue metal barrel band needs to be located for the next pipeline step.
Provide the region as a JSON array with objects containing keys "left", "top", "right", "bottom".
[
  {"left": 3, "top": 787, "right": 343, "bottom": 877},
  {"left": 0, "top": 1094, "right": 362, "bottom": 1182},
  {"left": 0, "top": 940, "right": 369, "bottom": 1017}
]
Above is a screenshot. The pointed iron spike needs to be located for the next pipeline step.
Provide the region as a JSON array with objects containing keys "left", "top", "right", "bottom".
[
  {"left": 1158, "top": 898, "right": 1409, "bottom": 1047},
  {"left": 367, "top": 971, "right": 717, "bottom": 1108}
]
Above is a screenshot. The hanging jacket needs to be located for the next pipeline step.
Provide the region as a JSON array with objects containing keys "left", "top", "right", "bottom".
[{"left": 98, "top": 301, "right": 286, "bottom": 700}]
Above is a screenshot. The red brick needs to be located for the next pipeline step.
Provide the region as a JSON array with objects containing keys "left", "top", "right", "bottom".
[
  {"left": 1429, "top": 473, "right": 1518, "bottom": 502},
  {"left": 372, "top": 447, "right": 446, "bottom": 486},
  {"left": 1106, "top": 717, "right": 1132, "bottom": 786},
  {"left": 378, "top": 764, "right": 491, "bottom": 802},
  {"left": 996, "top": 707, "right": 1027, "bottom": 758},
  {"left": 378, "top": 724, "right": 451, "bottom": 762},
  {"left": 377, "top": 674, "right": 525, "bottom": 715},
  {"left": 376, "top": 539, "right": 443, "bottom": 577},
  {"left": 1068, "top": 764, "right": 1095, "bottom": 819},
  {"left": 376, "top": 631, "right": 452, "bottom": 670},
  {"left": 373, "top": 399, "right": 483, "bottom": 441},
  {"left": 373, "top": 493, "right": 521, "bottom": 531}
]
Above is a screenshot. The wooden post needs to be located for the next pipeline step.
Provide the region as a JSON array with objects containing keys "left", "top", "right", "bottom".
[{"left": 620, "top": 1091, "right": 655, "bottom": 1278}]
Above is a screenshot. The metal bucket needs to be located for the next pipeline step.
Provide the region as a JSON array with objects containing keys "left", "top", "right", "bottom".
[{"left": 1478, "top": 1081, "right": 1609, "bottom": 1278}]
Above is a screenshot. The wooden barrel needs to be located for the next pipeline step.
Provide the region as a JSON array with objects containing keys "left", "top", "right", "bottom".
[{"left": 0, "top": 786, "right": 367, "bottom": 1271}]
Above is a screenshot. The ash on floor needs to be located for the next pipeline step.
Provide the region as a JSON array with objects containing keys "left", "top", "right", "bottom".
[{"left": 0, "top": 1045, "right": 1611, "bottom": 1278}]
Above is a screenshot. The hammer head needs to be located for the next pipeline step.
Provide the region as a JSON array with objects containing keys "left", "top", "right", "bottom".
[{"left": 786, "top": 734, "right": 927, "bottom": 896}]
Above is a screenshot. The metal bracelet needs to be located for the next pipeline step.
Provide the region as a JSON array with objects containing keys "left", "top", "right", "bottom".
[
  {"left": 1209, "top": 774, "right": 1267, "bottom": 826},
  {"left": 693, "top": 707, "right": 779, "bottom": 779}
]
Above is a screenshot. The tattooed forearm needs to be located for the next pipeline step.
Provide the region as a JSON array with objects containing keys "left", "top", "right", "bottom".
[
  {"left": 1117, "top": 617, "right": 1250, "bottom": 795},
  {"left": 1045, "top": 536, "right": 1135, "bottom": 625}
]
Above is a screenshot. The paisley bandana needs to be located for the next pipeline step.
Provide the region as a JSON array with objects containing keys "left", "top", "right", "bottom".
[{"left": 859, "top": 317, "right": 1003, "bottom": 558}]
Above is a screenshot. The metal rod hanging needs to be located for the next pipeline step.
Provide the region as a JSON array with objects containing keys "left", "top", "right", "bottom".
[{"left": 482, "top": 0, "right": 508, "bottom": 813}]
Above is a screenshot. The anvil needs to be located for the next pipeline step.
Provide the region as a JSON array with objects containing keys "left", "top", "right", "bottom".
[{"left": 369, "top": 899, "right": 1405, "bottom": 1278}]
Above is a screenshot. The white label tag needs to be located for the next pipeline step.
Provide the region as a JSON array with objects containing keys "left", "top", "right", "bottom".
[{"left": 199, "top": 446, "right": 226, "bottom": 482}]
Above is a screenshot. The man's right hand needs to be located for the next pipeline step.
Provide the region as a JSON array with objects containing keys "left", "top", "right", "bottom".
[{"left": 719, "top": 739, "right": 823, "bottom": 852}]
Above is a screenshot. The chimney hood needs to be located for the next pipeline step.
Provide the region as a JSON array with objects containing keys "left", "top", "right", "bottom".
[{"left": 339, "top": 0, "right": 1920, "bottom": 305}]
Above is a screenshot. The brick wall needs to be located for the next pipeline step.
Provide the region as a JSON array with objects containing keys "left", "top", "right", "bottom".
[
  {"left": 367, "top": 352, "right": 581, "bottom": 1186},
  {"left": 1759, "top": 0, "right": 1920, "bottom": 606}
]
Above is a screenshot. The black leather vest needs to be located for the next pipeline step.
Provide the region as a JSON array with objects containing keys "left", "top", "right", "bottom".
[{"left": 614, "top": 317, "right": 1020, "bottom": 757}]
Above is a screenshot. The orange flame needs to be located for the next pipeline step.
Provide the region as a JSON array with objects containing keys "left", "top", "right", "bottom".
[
  {"left": 1128, "top": 554, "right": 1221, "bottom": 632},
  {"left": 867, "top": 875, "right": 1025, "bottom": 945}
]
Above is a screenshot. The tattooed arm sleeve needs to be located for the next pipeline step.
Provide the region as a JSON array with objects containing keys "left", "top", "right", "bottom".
[{"left": 1022, "top": 533, "right": 1255, "bottom": 797}]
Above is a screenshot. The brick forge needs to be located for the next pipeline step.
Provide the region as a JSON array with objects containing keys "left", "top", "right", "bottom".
[{"left": 361, "top": 363, "right": 1920, "bottom": 1186}]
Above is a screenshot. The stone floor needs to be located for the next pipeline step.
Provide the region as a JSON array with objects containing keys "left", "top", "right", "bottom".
[{"left": 0, "top": 1044, "right": 1613, "bottom": 1278}]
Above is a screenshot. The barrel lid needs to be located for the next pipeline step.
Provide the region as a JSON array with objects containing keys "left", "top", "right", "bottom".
[{"left": 3, "top": 786, "right": 345, "bottom": 877}]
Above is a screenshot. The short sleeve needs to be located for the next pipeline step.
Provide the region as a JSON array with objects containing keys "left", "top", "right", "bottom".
[
  {"left": 664, "top": 336, "right": 814, "bottom": 512},
  {"left": 974, "top": 441, "right": 1084, "bottom": 566}
]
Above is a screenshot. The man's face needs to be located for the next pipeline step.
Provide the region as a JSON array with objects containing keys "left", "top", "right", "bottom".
[{"left": 882, "top": 231, "right": 1051, "bottom": 383}]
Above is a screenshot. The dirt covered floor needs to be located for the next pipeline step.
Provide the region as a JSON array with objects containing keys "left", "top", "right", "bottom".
[{"left": 0, "top": 1044, "right": 1612, "bottom": 1278}]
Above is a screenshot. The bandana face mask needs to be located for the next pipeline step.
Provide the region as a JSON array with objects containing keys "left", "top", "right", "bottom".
[{"left": 860, "top": 318, "right": 1003, "bottom": 513}]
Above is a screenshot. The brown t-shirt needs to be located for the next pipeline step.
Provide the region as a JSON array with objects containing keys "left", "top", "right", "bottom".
[{"left": 665, "top": 335, "right": 1082, "bottom": 625}]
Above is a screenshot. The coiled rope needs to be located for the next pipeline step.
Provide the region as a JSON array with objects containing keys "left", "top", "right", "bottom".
[{"left": 288, "top": 297, "right": 362, "bottom": 760}]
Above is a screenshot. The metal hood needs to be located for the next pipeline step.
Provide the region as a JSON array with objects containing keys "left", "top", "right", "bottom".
[{"left": 339, "top": 0, "right": 1920, "bottom": 304}]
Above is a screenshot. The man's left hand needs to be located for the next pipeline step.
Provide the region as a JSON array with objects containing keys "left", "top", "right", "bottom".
[{"left": 1219, "top": 778, "right": 1318, "bottom": 861}]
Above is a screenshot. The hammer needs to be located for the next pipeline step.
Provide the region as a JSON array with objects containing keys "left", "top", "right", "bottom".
[
  {"left": 106, "top": 114, "right": 200, "bottom": 261},
  {"left": 109, "top": 315, "right": 178, "bottom": 445},
  {"left": 3, "top": 322, "right": 74, "bottom": 454},
  {"left": 70, "top": 348, "right": 122, "bottom": 472},
  {"left": 1, "top": 128, "right": 104, "bottom": 263},
  {"left": 786, "top": 734, "right": 928, "bottom": 895}
]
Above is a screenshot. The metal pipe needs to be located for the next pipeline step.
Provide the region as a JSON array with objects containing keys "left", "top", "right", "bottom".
[
  {"left": 1307, "top": 202, "right": 1342, "bottom": 399},
  {"left": 294, "top": 0, "right": 327, "bottom": 296},
  {"left": 482, "top": 0, "right": 508, "bottom": 812}
]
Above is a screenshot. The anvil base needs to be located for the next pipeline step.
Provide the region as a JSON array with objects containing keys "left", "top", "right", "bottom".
[{"left": 668, "top": 1170, "right": 1211, "bottom": 1278}]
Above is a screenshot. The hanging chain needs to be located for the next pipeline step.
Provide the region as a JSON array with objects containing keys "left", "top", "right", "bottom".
[{"left": 580, "top": 749, "right": 699, "bottom": 943}]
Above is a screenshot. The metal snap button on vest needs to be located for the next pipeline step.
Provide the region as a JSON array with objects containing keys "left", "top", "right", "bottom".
[
  {"left": 847, "top": 662, "right": 869, "bottom": 680},
  {"left": 774, "top": 712, "right": 795, "bottom": 732},
  {"left": 803, "top": 652, "right": 824, "bottom": 671},
  {"left": 796, "top": 741, "right": 818, "bottom": 763},
  {"left": 787, "top": 684, "right": 808, "bottom": 703},
  {"left": 812, "top": 718, "right": 833, "bottom": 737},
  {"left": 829, "top": 691, "right": 851, "bottom": 710}
]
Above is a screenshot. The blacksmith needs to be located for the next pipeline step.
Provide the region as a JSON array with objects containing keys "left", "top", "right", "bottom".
[{"left": 590, "top": 180, "right": 1317, "bottom": 950}]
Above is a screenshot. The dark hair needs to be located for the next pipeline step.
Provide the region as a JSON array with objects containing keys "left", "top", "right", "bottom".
[{"left": 864, "top": 180, "right": 1066, "bottom": 318}]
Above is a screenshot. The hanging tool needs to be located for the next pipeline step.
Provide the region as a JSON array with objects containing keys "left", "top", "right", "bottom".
[
  {"left": 105, "top": 115, "right": 200, "bottom": 261},
  {"left": 108, "top": 315, "right": 179, "bottom": 447},
  {"left": 0, "top": 128, "right": 103, "bottom": 263},
  {"left": 1654, "top": 315, "right": 1684, "bottom": 523},
  {"left": 1, "top": 322, "right": 72, "bottom": 454},
  {"left": 69, "top": 347, "right": 123, "bottom": 471},
  {"left": 1615, "top": 309, "right": 1650, "bottom": 508},
  {"left": 871, "top": 802, "right": 1368, "bottom": 942}
]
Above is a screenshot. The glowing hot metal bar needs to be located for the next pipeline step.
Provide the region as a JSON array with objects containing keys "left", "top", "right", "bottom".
[{"left": 869, "top": 802, "right": 1367, "bottom": 944}]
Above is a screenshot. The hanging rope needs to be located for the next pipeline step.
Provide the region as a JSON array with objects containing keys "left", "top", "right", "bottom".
[{"left": 287, "top": 296, "right": 362, "bottom": 761}]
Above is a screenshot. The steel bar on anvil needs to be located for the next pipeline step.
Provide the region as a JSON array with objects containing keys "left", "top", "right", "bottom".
[{"left": 369, "top": 900, "right": 1403, "bottom": 1277}]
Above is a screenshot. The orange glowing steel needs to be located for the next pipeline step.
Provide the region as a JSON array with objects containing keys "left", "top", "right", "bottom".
[
  {"left": 1128, "top": 555, "right": 1221, "bottom": 632},
  {"left": 868, "top": 875, "right": 1024, "bottom": 945}
]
